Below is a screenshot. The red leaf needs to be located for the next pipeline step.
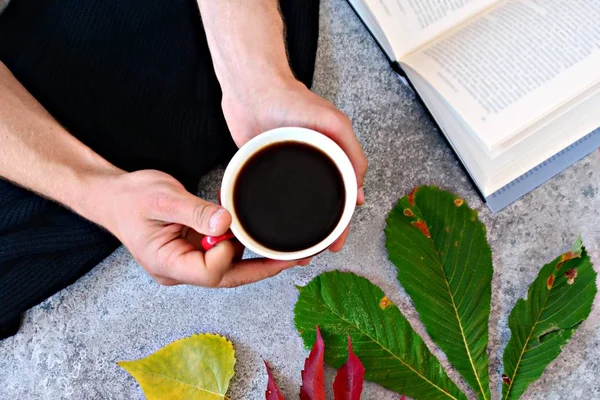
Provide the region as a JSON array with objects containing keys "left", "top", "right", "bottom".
[
  {"left": 300, "top": 326, "right": 326, "bottom": 400},
  {"left": 400, "top": 396, "right": 407, "bottom": 400},
  {"left": 333, "top": 336, "right": 365, "bottom": 400},
  {"left": 264, "top": 361, "right": 285, "bottom": 400}
]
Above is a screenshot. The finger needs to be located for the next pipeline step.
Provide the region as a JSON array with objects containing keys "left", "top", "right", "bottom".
[
  {"left": 184, "top": 227, "right": 243, "bottom": 259},
  {"left": 163, "top": 240, "right": 237, "bottom": 286},
  {"left": 204, "top": 240, "right": 239, "bottom": 276},
  {"left": 357, "top": 186, "right": 365, "bottom": 205},
  {"left": 318, "top": 114, "right": 368, "bottom": 191},
  {"left": 219, "top": 258, "right": 299, "bottom": 288},
  {"left": 183, "top": 228, "right": 205, "bottom": 250},
  {"left": 232, "top": 240, "right": 245, "bottom": 260},
  {"left": 329, "top": 226, "right": 350, "bottom": 253},
  {"left": 297, "top": 257, "right": 313, "bottom": 266},
  {"left": 154, "top": 190, "right": 232, "bottom": 236},
  {"left": 153, "top": 276, "right": 181, "bottom": 286}
]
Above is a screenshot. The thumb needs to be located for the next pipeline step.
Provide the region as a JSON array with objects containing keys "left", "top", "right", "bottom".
[{"left": 156, "top": 191, "right": 232, "bottom": 236}]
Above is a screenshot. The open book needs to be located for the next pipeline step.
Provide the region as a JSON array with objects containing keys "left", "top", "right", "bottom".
[{"left": 348, "top": 0, "right": 600, "bottom": 211}]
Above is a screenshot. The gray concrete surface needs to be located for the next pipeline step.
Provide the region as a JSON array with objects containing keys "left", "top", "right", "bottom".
[{"left": 1, "top": 0, "right": 599, "bottom": 399}]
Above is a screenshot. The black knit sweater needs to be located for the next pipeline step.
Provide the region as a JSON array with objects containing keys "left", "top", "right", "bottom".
[{"left": 0, "top": 0, "right": 319, "bottom": 339}]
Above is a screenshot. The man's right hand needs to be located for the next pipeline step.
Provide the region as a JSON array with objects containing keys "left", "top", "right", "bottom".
[
  {"left": 97, "top": 169, "right": 305, "bottom": 287},
  {"left": 1, "top": 62, "right": 305, "bottom": 288}
]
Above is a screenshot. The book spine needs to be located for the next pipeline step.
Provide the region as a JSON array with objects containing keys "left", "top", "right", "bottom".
[
  {"left": 390, "top": 61, "right": 406, "bottom": 77},
  {"left": 343, "top": 0, "right": 406, "bottom": 76},
  {"left": 485, "top": 128, "right": 600, "bottom": 212},
  {"left": 402, "top": 70, "right": 485, "bottom": 200}
]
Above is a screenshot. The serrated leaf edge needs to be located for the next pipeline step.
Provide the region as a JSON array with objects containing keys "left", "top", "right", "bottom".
[
  {"left": 117, "top": 333, "right": 234, "bottom": 400},
  {"left": 502, "top": 243, "right": 592, "bottom": 400},
  {"left": 391, "top": 187, "right": 490, "bottom": 400},
  {"left": 297, "top": 282, "right": 463, "bottom": 400}
]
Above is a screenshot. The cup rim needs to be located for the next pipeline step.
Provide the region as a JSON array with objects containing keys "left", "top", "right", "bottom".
[{"left": 220, "top": 127, "right": 357, "bottom": 260}]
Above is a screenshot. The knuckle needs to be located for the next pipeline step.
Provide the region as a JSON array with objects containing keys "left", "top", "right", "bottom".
[
  {"left": 261, "top": 269, "right": 281, "bottom": 282},
  {"left": 193, "top": 203, "right": 213, "bottom": 230},
  {"left": 203, "top": 271, "right": 224, "bottom": 288},
  {"left": 132, "top": 253, "right": 153, "bottom": 272},
  {"left": 332, "top": 111, "right": 351, "bottom": 128},
  {"left": 149, "top": 252, "right": 173, "bottom": 279},
  {"left": 152, "top": 190, "right": 174, "bottom": 214},
  {"left": 219, "top": 279, "right": 238, "bottom": 289},
  {"left": 145, "top": 261, "right": 163, "bottom": 278},
  {"left": 154, "top": 276, "right": 177, "bottom": 286}
]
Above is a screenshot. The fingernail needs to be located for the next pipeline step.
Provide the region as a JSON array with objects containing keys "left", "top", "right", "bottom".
[{"left": 209, "top": 208, "right": 225, "bottom": 233}]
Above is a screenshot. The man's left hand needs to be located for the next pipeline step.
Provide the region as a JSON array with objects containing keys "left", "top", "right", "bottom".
[{"left": 221, "top": 78, "right": 368, "bottom": 252}]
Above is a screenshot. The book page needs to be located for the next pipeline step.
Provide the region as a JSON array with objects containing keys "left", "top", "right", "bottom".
[
  {"left": 363, "top": 0, "right": 498, "bottom": 59},
  {"left": 401, "top": 0, "right": 600, "bottom": 149}
]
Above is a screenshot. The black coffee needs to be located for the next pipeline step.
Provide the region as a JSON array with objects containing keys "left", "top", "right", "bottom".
[{"left": 234, "top": 141, "right": 345, "bottom": 252}]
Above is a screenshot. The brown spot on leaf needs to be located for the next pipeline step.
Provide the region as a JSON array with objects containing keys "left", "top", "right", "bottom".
[
  {"left": 403, "top": 208, "right": 414, "bottom": 217},
  {"left": 407, "top": 188, "right": 418, "bottom": 206},
  {"left": 502, "top": 374, "right": 511, "bottom": 385},
  {"left": 547, "top": 274, "right": 555, "bottom": 290},
  {"left": 454, "top": 198, "right": 464, "bottom": 207},
  {"left": 471, "top": 215, "right": 476, "bottom": 222},
  {"left": 454, "top": 241, "right": 459, "bottom": 247},
  {"left": 379, "top": 296, "right": 392, "bottom": 309},
  {"left": 565, "top": 268, "right": 578, "bottom": 285},
  {"left": 411, "top": 219, "right": 431, "bottom": 238},
  {"left": 556, "top": 251, "right": 581, "bottom": 270},
  {"left": 445, "top": 226, "right": 450, "bottom": 233}
]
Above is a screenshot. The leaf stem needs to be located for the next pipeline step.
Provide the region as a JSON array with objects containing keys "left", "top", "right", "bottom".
[
  {"left": 317, "top": 300, "right": 459, "bottom": 400},
  {"left": 503, "top": 290, "right": 552, "bottom": 399},
  {"left": 433, "top": 230, "right": 488, "bottom": 400},
  {"left": 440, "top": 261, "right": 488, "bottom": 400}
]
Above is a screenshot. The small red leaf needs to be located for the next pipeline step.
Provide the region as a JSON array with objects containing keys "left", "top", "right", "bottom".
[
  {"left": 264, "top": 361, "right": 285, "bottom": 400},
  {"left": 333, "top": 336, "right": 365, "bottom": 400},
  {"left": 400, "top": 396, "right": 407, "bottom": 400},
  {"left": 300, "top": 326, "right": 325, "bottom": 400},
  {"left": 502, "top": 374, "right": 511, "bottom": 385}
]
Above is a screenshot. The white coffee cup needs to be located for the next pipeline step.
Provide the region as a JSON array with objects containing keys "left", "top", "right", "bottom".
[{"left": 202, "top": 127, "right": 357, "bottom": 260}]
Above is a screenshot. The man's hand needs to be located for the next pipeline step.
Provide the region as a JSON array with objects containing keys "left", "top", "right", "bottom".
[
  {"left": 221, "top": 79, "right": 368, "bottom": 251},
  {"left": 197, "top": 0, "right": 368, "bottom": 252},
  {"left": 98, "top": 170, "right": 305, "bottom": 287},
  {"left": 0, "top": 62, "right": 304, "bottom": 288},
  {"left": 222, "top": 78, "right": 367, "bottom": 200}
]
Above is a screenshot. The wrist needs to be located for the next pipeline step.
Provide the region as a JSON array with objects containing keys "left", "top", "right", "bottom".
[
  {"left": 65, "top": 154, "right": 125, "bottom": 230},
  {"left": 198, "top": 0, "right": 298, "bottom": 101},
  {"left": 220, "top": 63, "right": 298, "bottom": 101},
  {"left": 221, "top": 70, "right": 305, "bottom": 118}
]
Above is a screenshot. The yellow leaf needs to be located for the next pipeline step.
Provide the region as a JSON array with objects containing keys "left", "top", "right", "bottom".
[{"left": 118, "top": 333, "right": 235, "bottom": 400}]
